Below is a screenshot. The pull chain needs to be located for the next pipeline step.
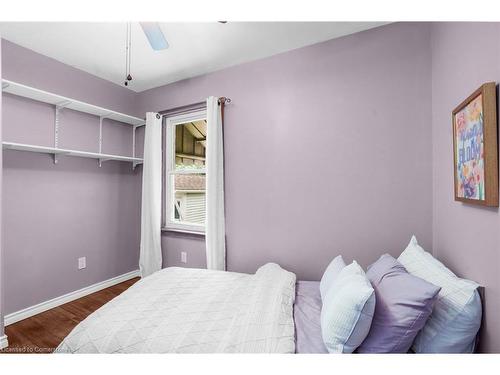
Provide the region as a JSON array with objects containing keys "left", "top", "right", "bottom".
[{"left": 124, "top": 22, "right": 133, "bottom": 86}]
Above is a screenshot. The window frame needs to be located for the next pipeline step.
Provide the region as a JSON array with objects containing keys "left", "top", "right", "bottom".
[{"left": 163, "top": 109, "right": 207, "bottom": 234}]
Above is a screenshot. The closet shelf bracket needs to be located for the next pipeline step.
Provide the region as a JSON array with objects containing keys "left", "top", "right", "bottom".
[
  {"left": 54, "top": 105, "right": 64, "bottom": 164},
  {"left": 98, "top": 116, "right": 108, "bottom": 167},
  {"left": 132, "top": 124, "right": 140, "bottom": 170},
  {"left": 98, "top": 157, "right": 113, "bottom": 165}
]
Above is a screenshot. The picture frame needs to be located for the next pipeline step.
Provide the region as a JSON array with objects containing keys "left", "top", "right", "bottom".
[{"left": 452, "top": 82, "right": 498, "bottom": 207}]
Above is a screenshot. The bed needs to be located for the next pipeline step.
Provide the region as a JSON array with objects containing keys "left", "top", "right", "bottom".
[{"left": 56, "top": 262, "right": 484, "bottom": 354}]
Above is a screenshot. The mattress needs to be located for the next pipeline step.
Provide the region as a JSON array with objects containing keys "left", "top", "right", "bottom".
[
  {"left": 57, "top": 263, "right": 296, "bottom": 353},
  {"left": 294, "top": 281, "right": 328, "bottom": 354}
]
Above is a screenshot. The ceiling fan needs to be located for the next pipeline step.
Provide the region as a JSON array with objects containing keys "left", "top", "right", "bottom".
[{"left": 123, "top": 22, "right": 169, "bottom": 86}]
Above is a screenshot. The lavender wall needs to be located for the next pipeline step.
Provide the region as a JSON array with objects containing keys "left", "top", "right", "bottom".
[
  {"left": 1, "top": 40, "right": 142, "bottom": 314},
  {"left": 431, "top": 22, "right": 500, "bottom": 353},
  {"left": 138, "top": 22, "right": 433, "bottom": 280}
]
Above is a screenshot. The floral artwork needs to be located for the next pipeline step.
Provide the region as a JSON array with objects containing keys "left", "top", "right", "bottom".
[
  {"left": 454, "top": 94, "right": 485, "bottom": 201},
  {"left": 453, "top": 82, "right": 498, "bottom": 207}
]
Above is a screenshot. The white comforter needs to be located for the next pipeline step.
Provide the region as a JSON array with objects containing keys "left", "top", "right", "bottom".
[{"left": 56, "top": 263, "right": 296, "bottom": 353}]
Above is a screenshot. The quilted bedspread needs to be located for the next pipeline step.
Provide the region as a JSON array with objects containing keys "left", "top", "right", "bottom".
[{"left": 56, "top": 263, "right": 296, "bottom": 353}]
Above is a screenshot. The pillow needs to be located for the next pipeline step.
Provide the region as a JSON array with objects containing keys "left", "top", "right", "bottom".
[
  {"left": 357, "top": 254, "right": 441, "bottom": 353},
  {"left": 398, "top": 235, "right": 482, "bottom": 353},
  {"left": 320, "top": 261, "right": 375, "bottom": 353},
  {"left": 319, "top": 255, "right": 346, "bottom": 300}
]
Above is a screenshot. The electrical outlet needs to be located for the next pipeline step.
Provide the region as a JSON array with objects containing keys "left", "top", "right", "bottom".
[
  {"left": 78, "top": 257, "right": 86, "bottom": 270},
  {"left": 181, "top": 251, "right": 187, "bottom": 264}
]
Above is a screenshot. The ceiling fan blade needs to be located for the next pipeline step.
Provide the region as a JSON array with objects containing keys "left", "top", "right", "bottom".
[{"left": 140, "top": 22, "right": 169, "bottom": 51}]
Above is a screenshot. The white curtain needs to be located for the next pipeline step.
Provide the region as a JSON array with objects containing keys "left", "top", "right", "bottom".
[
  {"left": 139, "top": 112, "right": 163, "bottom": 277},
  {"left": 206, "top": 97, "right": 226, "bottom": 271}
]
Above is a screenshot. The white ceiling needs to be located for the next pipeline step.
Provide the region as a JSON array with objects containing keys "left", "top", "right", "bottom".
[{"left": 0, "top": 22, "right": 386, "bottom": 92}]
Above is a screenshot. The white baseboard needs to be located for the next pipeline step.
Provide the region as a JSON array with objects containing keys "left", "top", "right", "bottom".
[
  {"left": 4, "top": 269, "right": 140, "bottom": 326},
  {"left": 0, "top": 335, "right": 8, "bottom": 349}
]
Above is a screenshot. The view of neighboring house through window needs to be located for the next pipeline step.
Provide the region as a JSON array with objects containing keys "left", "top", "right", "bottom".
[{"left": 164, "top": 109, "right": 207, "bottom": 233}]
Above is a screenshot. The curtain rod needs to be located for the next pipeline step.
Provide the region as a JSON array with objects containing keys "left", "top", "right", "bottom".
[{"left": 159, "top": 97, "right": 231, "bottom": 116}]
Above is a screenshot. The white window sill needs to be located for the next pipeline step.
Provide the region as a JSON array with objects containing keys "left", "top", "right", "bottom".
[{"left": 161, "top": 227, "right": 205, "bottom": 236}]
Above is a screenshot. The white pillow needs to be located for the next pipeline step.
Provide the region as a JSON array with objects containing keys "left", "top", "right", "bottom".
[
  {"left": 320, "top": 255, "right": 346, "bottom": 300},
  {"left": 398, "top": 235, "right": 482, "bottom": 353},
  {"left": 320, "top": 261, "right": 376, "bottom": 353}
]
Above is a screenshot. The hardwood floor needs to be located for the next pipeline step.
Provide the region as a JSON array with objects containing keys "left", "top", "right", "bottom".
[{"left": 1, "top": 277, "right": 139, "bottom": 354}]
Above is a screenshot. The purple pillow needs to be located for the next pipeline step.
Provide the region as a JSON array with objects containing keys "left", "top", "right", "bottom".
[{"left": 357, "top": 254, "right": 441, "bottom": 353}]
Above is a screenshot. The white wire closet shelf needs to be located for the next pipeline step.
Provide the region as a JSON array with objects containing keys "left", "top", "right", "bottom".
[
  {"left": 2, "top": 79, "right": 144, "bottom": 125},
  {"left": 1, "top": 79, "right": 145, "bottom": 169},
  {"left": 2, "top": 142, "right": 143, "bottom": 164}
]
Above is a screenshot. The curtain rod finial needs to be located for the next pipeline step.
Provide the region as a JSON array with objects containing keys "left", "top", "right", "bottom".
[{"left": 218, "top": 97, "right": 231, "bottom": 105}]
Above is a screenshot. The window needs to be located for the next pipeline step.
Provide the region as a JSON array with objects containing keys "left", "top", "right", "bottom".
[{"left": 164, "top": 110, "right": 207, "bottom": 233}]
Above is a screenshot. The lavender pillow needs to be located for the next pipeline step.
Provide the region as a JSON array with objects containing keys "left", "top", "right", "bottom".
[{"left": 357, "top": 254, "right": 441, "bottom": 353}]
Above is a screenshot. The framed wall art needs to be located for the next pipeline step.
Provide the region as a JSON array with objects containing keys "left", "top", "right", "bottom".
[{"left": 452, "top": 82, "right": 498, "bottom": 207}]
